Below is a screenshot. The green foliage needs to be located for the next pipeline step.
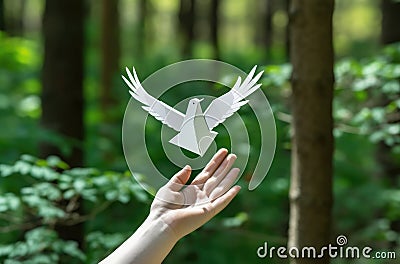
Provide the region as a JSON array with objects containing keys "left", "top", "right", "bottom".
[
  {"left": 335, "top": 43, "right": 400, "bottom": 153},
  {"left": 0, "top": 2, "right": 399, "bottom": 261},
  {"left": 0, "top": 33, "right": 41, "bottom": 163},
  {"left": 0, "top": 227, "right": 85, "bottom": 264},
  {"left": 0, "top": 33, "right": 79, "bottom": 165},
  {"left": 85, "top": 232, "right": 126, "bottom": 262},
  {"left": 0, "top": 155, "right": 148, "bottom": 263},
  {"left": 260, "top": 44, "right": 400, "bottom": 253}
]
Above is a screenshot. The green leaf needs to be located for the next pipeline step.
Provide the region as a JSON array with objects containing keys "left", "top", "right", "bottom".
[
  {"left": 353, "top": 76, "right": 379, "bottom": 91},
  {"left": 55, "top": 241, "right": 85, "bottom": 261},
  {"left": 20, "top": 154, "right": 37, "bottom": 163},
  {"left": 67, "top": 168, "right": 98, "bottom": 177},
  {"left": 35, "top": 159, "right": 48, "bottom": 167},
  {"left": 0, "top": 193, "right": 21, "bottom": 212},
  {"left": 86, "top": 232, "right": 125, "bottom": 250},
  {"left": 28, "top": 254, "right": 58, "bottom": 264},
  {"left": 0, "top": 165, "right": 14, "bottom": 177},
  {"left": 59, "top": 173, "right": 73, "bottom": 183},
  {"left": 63, "top": 189, "right": 76, "bottom": 199},
  {"left": 370, "top": 130, "right": 385, "bottom": 143},
  {"left": 21, "top": 195, "right": 65, "bottom": 220},
  {"left": 222, "top": 212, "right": 249, "bottom": 228},
  {"left": 371, "top": 107, "right": 386, "bottom": 123},
  {"left": 8, "top": 242, "right": 29, "bottom": 258},
  {"left": 395, "top": 99, "right": 400, "bottom": 109},
  {"left": 0, "top": 245, "right": 14, "bottom": 257},
  {"left": 118, "top": 193, "right": 130, "bottom": 203},
  {"left": 92, "top": 175, "right": 109, "bottom": 187},
  {"left": 385, "top": 124, "right": 400, "bottom": 135},
  {"left": 379, "top": 64, "right": 400, "bottom": 78},
  {"left": 382, "top": 81, "right": 400, "bottom": 94},
  {"left": 81, "top": 189, "right": 97, "bottom": 202},
  {"left": 14, "top": 160, "right": 32, "bottom": 175},
  {"left": 105, "top": 190, "right": 118, "bottom": 201},
  {"left": 46, "top": 156, "right": 69, "bottom": 170},
  {"left": 353, "top": 108, "right": 371, "bottom": 124},
  {"left": 73, "top": 179, "right": 86, "bottom": 192}
]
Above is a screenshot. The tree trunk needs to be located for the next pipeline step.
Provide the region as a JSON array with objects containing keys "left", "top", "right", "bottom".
[
  {"left": 16, "top": 0, "right": 25, "bottom": 35},
  {"left": 381, "top": 0, "right": 400, "bottom": 45},
  {"left": 178, "top": 0, "right": 196, "bottom": 58},
  {"left": 285, "top": 0, "right": 291, "bottom": 60},
  {"left": 288, "top": 0, "right": 335, "bottom": 263},
  {"left": 0, "top": 0, "right": 5, "bottom": 31},
  {"left": 101, "top": 0, "right": 120, "bottom": 113},
  {"left": 210, "top": 0, "right": 220, "bottom": 60},
  {"left": 265, "top": 0, "right": 273, "bottom": 50},
  {"left": 137, "top": 0, "right": 147, "bottom": 58},
  {"left": 257, "top": 0, "right": 273, "bottom": 55},
  {"left": 41, "top": 0, "right": 85, "bottom": 247},
  {"left": 7, "top": 0, "right": 26, "bottom": 36},
  {"left": 380, "top": 0, "right": 400, "bottom": 249},
  {"left": 100, "top": 0, "right": 120, "bottom": 164}
]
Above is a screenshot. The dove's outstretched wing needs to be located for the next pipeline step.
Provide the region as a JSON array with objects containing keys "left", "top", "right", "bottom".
[
  {"left": 204, "top": 66, "right": 264, "bottom": 130},
  {"left": 122, "top": 67, "right": 185, "bottom": 132}
]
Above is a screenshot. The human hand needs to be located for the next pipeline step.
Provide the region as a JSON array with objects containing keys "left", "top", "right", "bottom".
[
  {"left": 149, "top": 148, "right": 241, "bottom": 240},
  {"left": 100, "top": 149, "right": 241, "bottom": 264}
]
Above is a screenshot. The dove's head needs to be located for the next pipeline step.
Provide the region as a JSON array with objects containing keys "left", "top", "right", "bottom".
[
  {"left": 189, "top": 98, "right": 203, "bottom": 105},
  {"left": 186, "top": 98, "right": 204, "bottom": 116}
]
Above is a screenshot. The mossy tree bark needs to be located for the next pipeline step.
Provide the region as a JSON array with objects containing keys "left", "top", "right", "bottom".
[
  {"left": 41, "top": 0, "right": 85, "bottom": 247},
  {"left": 288, "top": 0, "right": 335, "bottom": 263}
]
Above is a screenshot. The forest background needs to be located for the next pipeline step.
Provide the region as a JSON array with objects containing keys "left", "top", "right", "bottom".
[{"left": 0, "top": 0, "right": 400, "bottom": 263}]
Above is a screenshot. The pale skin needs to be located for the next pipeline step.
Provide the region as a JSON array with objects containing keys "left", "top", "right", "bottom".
[{"left": 100, "top": 148, "right": 241, "bottom": 264}]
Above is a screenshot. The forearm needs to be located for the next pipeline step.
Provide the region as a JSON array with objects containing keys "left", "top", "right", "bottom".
[{"left": 100, "top": 214, "right": 179, "bottom": 264}]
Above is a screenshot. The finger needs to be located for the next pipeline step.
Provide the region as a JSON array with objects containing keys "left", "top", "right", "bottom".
[
  {"left": 203, "top": 154, "right": 237, "bottom": 195},
  {"left": 209, "top": 168, "right": 240, "bottom": 200},
  {"left": 165, "top": 165, "right": 191, "bottom": 192},
  {"left": 210, "top": 185, "right": 241, "bottom": 217},
  {"left": 191, "top": 149, "right": 228, "bottom": 186}
]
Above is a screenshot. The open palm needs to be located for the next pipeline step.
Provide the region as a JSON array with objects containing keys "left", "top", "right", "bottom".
[{"left": 150, "top": 149, "right": 241, "bottom": 239}]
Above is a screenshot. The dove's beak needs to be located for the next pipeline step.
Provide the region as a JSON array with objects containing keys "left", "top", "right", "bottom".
[{"left": 199, "top": 98, "right": 204, "bottom": 102}]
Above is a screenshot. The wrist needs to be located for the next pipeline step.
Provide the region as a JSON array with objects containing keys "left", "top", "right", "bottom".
[
  {"left": 101, "top": 214, "right": 180, "bottom": 264},
  {"left": 146, "top": 211, "right": 181, "bottom": 242}
]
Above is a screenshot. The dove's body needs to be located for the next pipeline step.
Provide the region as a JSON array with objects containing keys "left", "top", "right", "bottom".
[
  {"left": 169, "top": 99, "right": 217, "bottom": 156},
  {"left": 122, "top": 66, "right": 263, "bottom": 156}
]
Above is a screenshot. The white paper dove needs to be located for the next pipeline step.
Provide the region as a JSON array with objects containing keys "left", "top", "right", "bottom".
[{"left": 122, "top": 66, "right": 264, "bottom": 156}]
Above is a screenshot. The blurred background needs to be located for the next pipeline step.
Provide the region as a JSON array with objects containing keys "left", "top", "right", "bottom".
[{"left": 0, "top": 0, "right": 399, "bottom": 263}]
